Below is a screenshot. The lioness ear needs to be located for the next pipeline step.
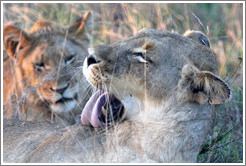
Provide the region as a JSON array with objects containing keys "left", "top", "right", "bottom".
[
  {"left": 3, "top": 25, "right": 29, "bottom": 60},
  {"left": 68, "top": 11, "right": 94, "bottom": 36},
  {"left": 183, "top": 30, "right": 210, "bottom": 48},
  {"left": 179, "top": 64, "right": 231, "bottom": 104}
]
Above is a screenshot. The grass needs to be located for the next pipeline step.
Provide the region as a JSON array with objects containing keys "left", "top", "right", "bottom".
[{"left": 2, "top": 3, "right": 244, "bottom": 163}]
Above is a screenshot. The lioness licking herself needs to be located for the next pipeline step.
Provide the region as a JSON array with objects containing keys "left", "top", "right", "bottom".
[
  {"left": 3, "top": 11, "right": 94, "bottom": 125},
  {"left": 3, "top": 29, "right": 231, "bottom": 163}
]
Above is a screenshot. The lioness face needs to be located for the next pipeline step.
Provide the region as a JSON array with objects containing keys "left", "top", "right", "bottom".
[
  {"left": 82, "top": 29, "right": 230, "bottom": 123},
  {"left": 19, "top": 37, "right": 86, "bottom": 113},
  {"left": 4, "top": 11, "right": 93, "bottom": 115}
]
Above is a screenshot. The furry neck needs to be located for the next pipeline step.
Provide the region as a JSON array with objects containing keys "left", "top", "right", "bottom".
[{"left": 127, "top": 96, "right": 216, "bottom": 162}]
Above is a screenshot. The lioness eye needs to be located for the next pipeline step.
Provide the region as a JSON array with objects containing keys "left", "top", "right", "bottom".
[
  {"left": 132, "top": 52, "right": 153, "bottom": 63},
  {"left": 34, "top": 62, "right": 45, "bottom": 72},
  {"left": 65, "top": 55, "right": 75, "bottom": 64},
  {"left": 133, "top": 52, "right": 143, "bottom": 57},
  {"left": 133, "top": 52, "right": 149, "bottom": 63}
]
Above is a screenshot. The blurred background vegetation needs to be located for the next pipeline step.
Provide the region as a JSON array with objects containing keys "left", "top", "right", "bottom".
[{"left": 3, "top": 3, "right": 244, "bottom": 163}]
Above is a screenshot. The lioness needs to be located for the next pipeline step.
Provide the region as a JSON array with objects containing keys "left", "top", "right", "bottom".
[
  {"left": 3, "top": 29, "right": 230, "bottom": 163},
  {"left": 3, "top": 11, "right": 94, "bottom": 124}
]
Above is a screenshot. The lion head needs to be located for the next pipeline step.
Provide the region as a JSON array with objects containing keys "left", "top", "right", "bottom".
[
  {"left": 81, "top": 29, "right": 231, "bottom": 127},
  {"left": 3, "top": 11, "right": 94, "bottom": 124}
]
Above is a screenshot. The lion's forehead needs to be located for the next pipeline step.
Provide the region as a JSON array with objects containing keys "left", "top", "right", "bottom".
[
  {"left": 30, "top": 19, "right": 67, "bottom": 35},
  {"left": 129, "top": 29, "right": 184, "bottom": 42},
  {"left": 30, "top": 38, "right": 79, "bottom": 57}
]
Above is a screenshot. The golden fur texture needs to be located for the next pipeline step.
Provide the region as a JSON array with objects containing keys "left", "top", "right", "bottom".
[
  {"left": 3, "top": 29, "right": 231, "bottom": 163},
  {"left": 3, "top": 11, "right": 94, "bottom": 125}
]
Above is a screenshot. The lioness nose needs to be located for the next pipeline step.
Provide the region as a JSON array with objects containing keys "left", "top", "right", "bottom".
[
  {"left": 50, "top": 83, "right": 69, "bottom": 95},
  {"left": 87, "top": 55, "right": 98, "bottom": 67}
]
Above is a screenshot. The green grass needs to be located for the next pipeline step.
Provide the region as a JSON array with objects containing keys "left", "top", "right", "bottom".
[{"left": 3, "top": 3, "right": 243, "bottom": 163}]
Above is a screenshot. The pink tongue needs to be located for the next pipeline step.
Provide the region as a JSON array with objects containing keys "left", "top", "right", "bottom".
[
  {"left": 81, "top": 90, "right": 107, "bottom": 128},
  {"left": 81, "top": 90, "right": 124, "bottom": 128}
]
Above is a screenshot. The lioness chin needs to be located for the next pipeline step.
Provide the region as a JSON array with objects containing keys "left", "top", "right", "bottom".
[
  {"left": 3, "top": 11, "right": 94, "bottom": 125},
  {"left": 3, "top": 29, "right": 230, "bottom": 163}
]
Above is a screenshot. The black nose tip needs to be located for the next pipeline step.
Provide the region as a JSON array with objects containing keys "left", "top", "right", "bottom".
[{"left": 87, "top": 55, "right": 98, "bottom": 67}]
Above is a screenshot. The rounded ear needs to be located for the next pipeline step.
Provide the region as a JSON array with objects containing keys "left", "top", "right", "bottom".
[
  {"left": 183, "top": 30, "right": 210, "bottom": 48},
  {"left": 179, "top": 64, "right": 231, "bottom": 105},
  {"left": 3, "top": 25, "right": 30, "bottom": 60},
  {"left": 68, "top": 11, "right": 94, "bottom": 36}
]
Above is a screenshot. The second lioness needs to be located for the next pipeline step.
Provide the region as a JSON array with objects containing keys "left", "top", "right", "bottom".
[{"left": 3, "top": 11, "right": 94, "bottom": 124}]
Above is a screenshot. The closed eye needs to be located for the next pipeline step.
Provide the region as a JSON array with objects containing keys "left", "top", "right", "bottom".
[
  {"left": 65, "top": 55, "right": 75, "bottom": 64},
  {"left": 133, "top": 52, "right": 152, "bottom": 63},
  {"left": 133, "top": 52, "right": 143, "bottom": 57}
]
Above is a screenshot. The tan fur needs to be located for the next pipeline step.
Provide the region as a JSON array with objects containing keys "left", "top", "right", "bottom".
[
  {"left": 3, "top": 11, "right": 94, "bottom": 125},
  {"left": 3, "top": 29, "right": 231, "bottom": 163}
]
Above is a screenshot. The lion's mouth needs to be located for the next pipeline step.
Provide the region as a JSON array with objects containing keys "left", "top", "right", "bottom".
[
  {"left": 81, "top": 90, "right": 124, "bottom": 128},
  {"left": 55, "top": 94, "right": 78, "bottom": 104},
  {"left": 43, "top": 94, "right": 78, "bottom": 113},
  {"left": 44, "top": 94, "right": 78, "bottom": 105}
]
